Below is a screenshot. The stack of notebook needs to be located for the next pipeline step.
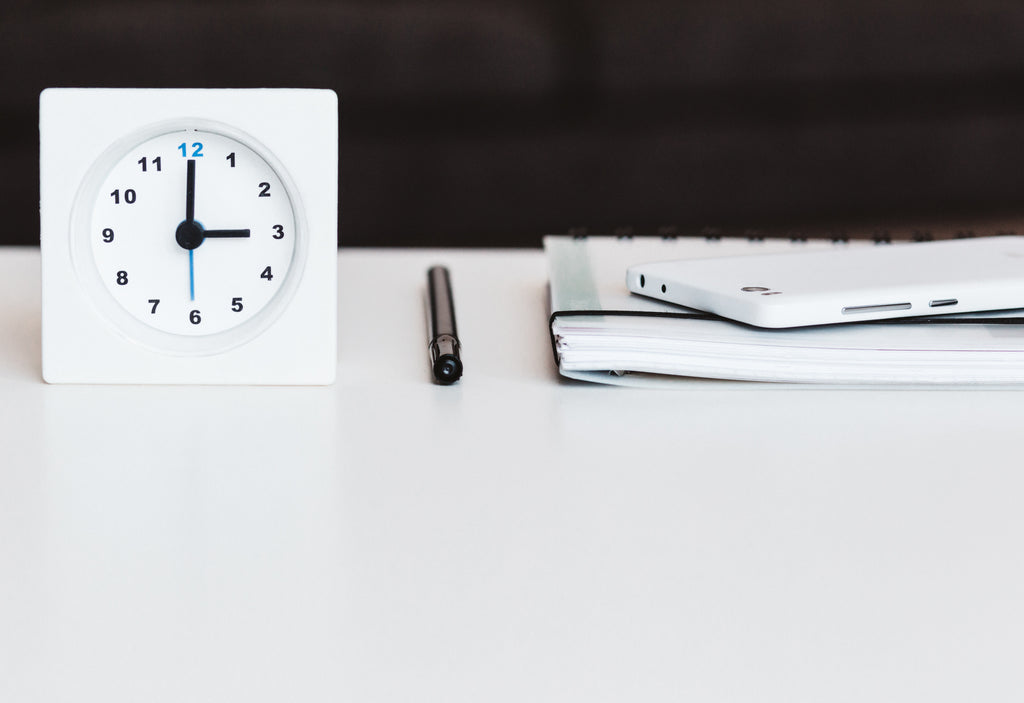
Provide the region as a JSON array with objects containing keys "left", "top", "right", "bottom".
[{"left": 545, "top": 229, "right": 1024, "bottom": 386}]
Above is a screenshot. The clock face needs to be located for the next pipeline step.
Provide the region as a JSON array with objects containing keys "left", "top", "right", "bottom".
[{"left": 73, "top": 122, "right": 305, "bottom": 352}]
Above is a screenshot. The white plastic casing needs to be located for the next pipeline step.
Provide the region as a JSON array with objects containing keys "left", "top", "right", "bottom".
[{"left": 40, "top": 88, "right": 338, "bottom": 384}]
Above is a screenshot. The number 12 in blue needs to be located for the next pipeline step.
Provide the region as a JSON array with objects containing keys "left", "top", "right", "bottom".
[{"left": 178, "top": 142, "right": 204, "bottom": 157}]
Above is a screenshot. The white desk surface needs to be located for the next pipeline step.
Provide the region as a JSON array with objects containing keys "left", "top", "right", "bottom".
[{"left": 2, "top": 246, "right": 1023, "bottom": 702}]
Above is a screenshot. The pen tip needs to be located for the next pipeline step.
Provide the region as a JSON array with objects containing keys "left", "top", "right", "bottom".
[{"left": 433, "top": 356, "right": 463, "bottom": 384}]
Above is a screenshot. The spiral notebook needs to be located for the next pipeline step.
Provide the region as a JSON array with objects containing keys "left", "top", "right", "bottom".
[{"left": 545, "top": 227, "right": 1024, "bottom": 386}]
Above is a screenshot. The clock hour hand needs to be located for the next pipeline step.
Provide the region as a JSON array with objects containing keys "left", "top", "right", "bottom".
[
  {"left": 203, "top": 229, "right": 251, "bottom": 238},
  {"left": 176, "top": 225, "right": 249, "bottom": 249}
]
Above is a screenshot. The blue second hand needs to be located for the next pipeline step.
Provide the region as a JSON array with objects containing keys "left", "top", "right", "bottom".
[{"left": 189, "top": 249, "right": 195, "bottom": 301}]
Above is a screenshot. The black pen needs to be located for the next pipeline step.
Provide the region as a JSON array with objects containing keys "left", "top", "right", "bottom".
[{"left": 427, "top": 265, "right": 463, "bottom": 384}]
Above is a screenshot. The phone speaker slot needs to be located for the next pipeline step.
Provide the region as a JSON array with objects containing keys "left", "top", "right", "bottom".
[
  {"left": 929, "top": 298, "right": 958, "bottom": 308},
  {"left": 841, "top": 303, "right": 912, "bottom": 315}
]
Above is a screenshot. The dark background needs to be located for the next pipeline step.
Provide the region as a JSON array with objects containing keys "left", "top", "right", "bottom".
[{"left": 6, "top": 0, "right": 1024, "bottom": 247}]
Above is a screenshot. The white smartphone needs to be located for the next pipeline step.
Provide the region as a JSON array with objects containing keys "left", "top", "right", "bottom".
[{"left": 626, "top": 235, "right": 1024, "bottom": 328}]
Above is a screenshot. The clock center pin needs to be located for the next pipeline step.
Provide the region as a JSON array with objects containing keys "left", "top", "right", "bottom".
[{"left": 175, "top": 220, "right": 205, "bottom": 250}]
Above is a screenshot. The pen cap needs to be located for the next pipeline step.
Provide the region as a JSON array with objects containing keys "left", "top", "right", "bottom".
[{"left": 427, "top": 266, "right": 457, "bottom": 337}]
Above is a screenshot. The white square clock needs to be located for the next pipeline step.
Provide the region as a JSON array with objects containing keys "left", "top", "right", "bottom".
[{"left": 40, "top": 88, "right": 338, "bottom": 384}]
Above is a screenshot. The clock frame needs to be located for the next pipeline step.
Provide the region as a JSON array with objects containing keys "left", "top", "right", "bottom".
[{"left": 40, "top": 88, "right": 338, "bottom": 384}]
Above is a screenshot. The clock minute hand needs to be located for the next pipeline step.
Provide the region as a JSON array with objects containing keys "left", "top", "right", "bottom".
[
  {"left": 183, "top": 159, "right": 197, "bottom": 302},
  {"left": 185, "top": 159, "right": 196, "bottom": 223}
]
